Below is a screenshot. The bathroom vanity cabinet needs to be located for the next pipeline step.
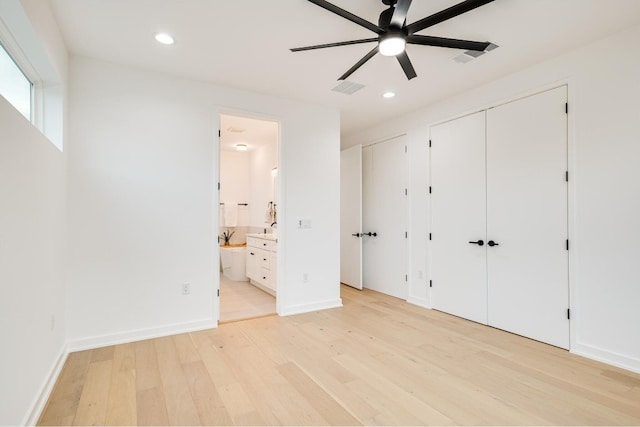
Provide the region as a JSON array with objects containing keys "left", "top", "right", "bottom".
[{"left": 246, "top": 234, "right": 277, "bottom": 296}]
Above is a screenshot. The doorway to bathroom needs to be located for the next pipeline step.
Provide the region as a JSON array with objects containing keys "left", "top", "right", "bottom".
[{"left": 217, "top": 113, "right": 279, "bottom": 323}]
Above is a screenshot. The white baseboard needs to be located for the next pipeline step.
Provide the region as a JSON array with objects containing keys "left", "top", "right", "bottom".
[
  {"left": 279, "top": 298, "right": 343, "bottom": 317},
  {"left": 407, "top": 296, "right": 431, "bottom": 309},
  {"left": 25, "top": 344, "right": 69, "bottom": 426},
  {"left": 66, "top": 318, "right": 218, "bottom": 352},
  {"left": 571, "top": 342, "right": 640, "bottom": 374}
]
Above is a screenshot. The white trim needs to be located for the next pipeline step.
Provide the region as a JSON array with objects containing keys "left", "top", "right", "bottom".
[
  {"left": 572, "top": 343, "right": 640, "bottom": 374},
  {"left": 279, "top": 298, "right": 343, "bottom": 317},
  {"left": 362, "top": 132, "right": 407, "bottom": 148},
  {"left": 66, "top": 319, "right": 218, "bottom": 352},
  {"left": 24, "top": 344, "right": 68, "bottom": 426}
]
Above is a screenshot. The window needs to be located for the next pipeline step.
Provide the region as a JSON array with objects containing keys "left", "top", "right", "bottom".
[{"left": 0, "top": 41, "right": 32, "bottom": 120}]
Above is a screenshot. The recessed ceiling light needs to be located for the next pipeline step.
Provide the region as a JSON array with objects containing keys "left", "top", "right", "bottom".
[
  {"left": 235, "top": 144, "right": 248, "bottom": 151},
  {"left": 383, "top": 91, "right": 396, "bottom": 99},
  {"left": 154, "top": 32, "right": 174, "bottom": 45}
]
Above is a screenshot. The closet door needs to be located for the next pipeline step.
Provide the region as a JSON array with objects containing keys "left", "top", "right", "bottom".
[
  {"left": 362, "top": 136, "right": 408, "bottom": 299},
  {"left": 340, "top": 145, "right": 362, "bottom": 289},
  {"left": 430, "top": 111, "right": 488, "bottom": 324},
  {"left": 486, "top": 86, "right": 569, "bottom": 348}
]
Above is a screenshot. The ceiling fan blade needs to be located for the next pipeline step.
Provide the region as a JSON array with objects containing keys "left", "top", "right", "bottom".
[
  {"left": 406, "top": 0, "right": 494, "bottom": 35},
  {"left": 396, "top": 51, "right": 417, "bottom": 80},
  {"left": 291, "top": 38, "right": 378, "bottom": 52},
  {"left": 307, "top": 0, "right": 382, "bottom": 34},
  {"left": 407, "top": 35, "right": 490, "bottom": 51},
  {"left": 390, "top": 0, "right": 412, "bottom": 28},
  {"left": 339, "top": 46, "right": 379, "bottom": 80}
]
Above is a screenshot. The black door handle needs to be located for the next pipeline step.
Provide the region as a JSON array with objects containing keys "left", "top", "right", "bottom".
[
  {"left": 488, "top": 240, "right": 499, "bottom": 247},
  {"left": 468, "top": 240, "right": 484, "bottom": 246},
  {"left": 352, "top": 233, "right": 361, "bottom": 237},
  {"left": 364, "top": 232, "right": 378, "bottom": 237}
]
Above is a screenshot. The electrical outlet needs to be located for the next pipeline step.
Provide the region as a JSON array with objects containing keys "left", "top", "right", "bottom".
[
  {"left": 303, "top": 273, "right": 309, "bottom": 283},
  {"left": 182, "top": 283, "right": 191, "bottom": 295}
]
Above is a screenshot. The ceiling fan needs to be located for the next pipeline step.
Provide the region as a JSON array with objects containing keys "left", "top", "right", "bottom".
[{"left": 291, "top": 0, "right": 495, "bottom": 80}]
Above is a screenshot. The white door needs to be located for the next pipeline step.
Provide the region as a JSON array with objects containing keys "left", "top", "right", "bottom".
[
  {"left": 362, "top": 136, "right": 408, "bottom": 299},
  {"left": 486, "top": 86, "right": 569, "bottom": 348},
  {"left": 340, "top": 145, "right": 362, "bottom": 289},
  {"left": 430, "top": 111, "right": 488, "bottom": 324}
]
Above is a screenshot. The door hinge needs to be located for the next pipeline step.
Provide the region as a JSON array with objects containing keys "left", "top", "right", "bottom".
[
  {"left": 565, "top": 171, "right": 569, "bottom": 182},
  {"left": 405, "top": 188, "right": 408, "bottom": 196},
  {"left": 429, "top": 139, "right": 432, "bottom": 148},
  {"left": 405, "top": 274, "right": 408, "bottom": 282},
  {"left": 565, "top": 103, "right": 568, "bottom": 114},
  {"left": 429, "top": 233, "right": 432, "bottom": 241},
  {"left": 218, "top": 236, "right": 220, "bottom": 244},
  {"left": 218, "top": 182, "right": 220, "bottom": 190},
  {"left": 566, "top": 239, "right": 569, "bottom": 250},
  {"left": 567, "top": 308, "right": 570, "bottom": 319},
  {"left": 218, "top": 129, "right": 221, "bottom": 137},
  {"left": 405, "top": 145, "right": 407, "bottom": 153},
  {"left": 429, "top": 186, "right": 432, "bottom": 194},
  {"left": 405, "top": 231, "right": 408, "bottom": 239},
  {"left": 429, "top": 280, "right": 432, "bottom": 288},
  {"left": 217, "top": 289, "right": 220, "bottom": 297}
]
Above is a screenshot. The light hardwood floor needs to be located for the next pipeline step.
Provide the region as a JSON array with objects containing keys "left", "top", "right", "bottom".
[
  {"left": 39, "top": 285, "right": 640, "bottom": 426},
  {"left": 219, "top": 275, "right": 276, "bottom": 323}
]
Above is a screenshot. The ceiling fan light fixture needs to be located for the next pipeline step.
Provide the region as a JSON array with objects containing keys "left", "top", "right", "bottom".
[
  {"left": 383, "top": 91, "right": 396, "bottom": 98},
  {"left": 379, "top": 33, "right": 405, "bottom": 57}
]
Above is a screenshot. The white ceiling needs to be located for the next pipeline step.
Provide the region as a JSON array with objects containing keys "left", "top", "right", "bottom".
[
  {"left": 219, "top": 114, "right": 278, "bottom": 152},
  {"left": 50, "top": 0, "right": 640, "bottom": 138}
]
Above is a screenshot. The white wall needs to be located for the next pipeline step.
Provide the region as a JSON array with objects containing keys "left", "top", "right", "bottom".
[
  {"left": 344, "top": 23, "right": 640, "bottom": 373},
  {"left": 66, "top": 57, "right": 341, "bottom": 347},
  {"left": 0, "top": 98, "right": 67, "bottom": 425},
  {"left": 0, "top": 2, "right": 68, "bottom": 424},
  {"left": 249, "top": 140, "right": 278, "bottom": 228},
  {"left": 220, "top": 150, "right": 250, "bottom": 205}
]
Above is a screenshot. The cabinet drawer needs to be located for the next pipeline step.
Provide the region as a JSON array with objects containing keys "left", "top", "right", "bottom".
[{"left": 260, "top": 253, "right": 270, "bottom": 269}]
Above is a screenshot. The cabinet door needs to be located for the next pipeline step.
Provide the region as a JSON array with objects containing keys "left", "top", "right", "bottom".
[
  {"left": 430, "top": 111, "right": 488, "bottom": 324},
  {"left": 486, "top": 86, "right": 569, "bottom": 349},
  {"left": 246, "top": 248, "right": 258, "bottom": 280}
]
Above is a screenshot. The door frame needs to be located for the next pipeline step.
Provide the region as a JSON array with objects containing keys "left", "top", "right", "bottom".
[
  {"left": 215, "top": 108, "right": 283, "bottom": 325},
  {"left": 426, "top": 80, "right": 577, "bottom": 350}
]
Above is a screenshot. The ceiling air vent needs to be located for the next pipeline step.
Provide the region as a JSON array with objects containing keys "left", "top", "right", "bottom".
[
  {"left": 453, "top": 43, "right": 499, "bottom": 64},
  {"left": 332, "top": 80, "right": 366, "bottom": 95},
  {"left": 227, "top": 126, "right": 246, "bottom": 133}
]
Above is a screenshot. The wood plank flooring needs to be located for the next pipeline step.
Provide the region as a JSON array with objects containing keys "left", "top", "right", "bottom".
[{"left": 38, "top": 285, "right": 640, "bottom": 426}]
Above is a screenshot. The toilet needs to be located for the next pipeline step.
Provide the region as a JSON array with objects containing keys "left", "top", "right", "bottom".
[{"left": 220, "top": 246, "right": 248, "bottom": 281}]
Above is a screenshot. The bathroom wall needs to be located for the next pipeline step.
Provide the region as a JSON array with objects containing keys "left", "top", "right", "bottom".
[
  {"left": 219, "top": 150, "right": 250, "bottom": 244},
  {"left": 249, "top": 140, "right": 278, "bottom": 230}
]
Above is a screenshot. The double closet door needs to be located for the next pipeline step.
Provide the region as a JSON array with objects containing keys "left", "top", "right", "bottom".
[{"left": 430, "top": 86, "right": 569, "bottom": 349}]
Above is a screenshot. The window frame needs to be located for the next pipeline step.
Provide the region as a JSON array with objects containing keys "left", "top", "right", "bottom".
[{"left": 0, "top": 37, "right": 35, "bottom": 121}]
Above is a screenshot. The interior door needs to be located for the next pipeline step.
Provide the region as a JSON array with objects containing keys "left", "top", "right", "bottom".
[
  {"left": 430, "top": 111, "right": 488, "bottom": 324},
  {"left": 340, "top": 145, "right": 362, "bottom": 289},
  {"left": 486, "top": 86, "right": 569, "bottom": 348},
  {"left": 362, "top": 136, "right": 407, "bottom": 299}
]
